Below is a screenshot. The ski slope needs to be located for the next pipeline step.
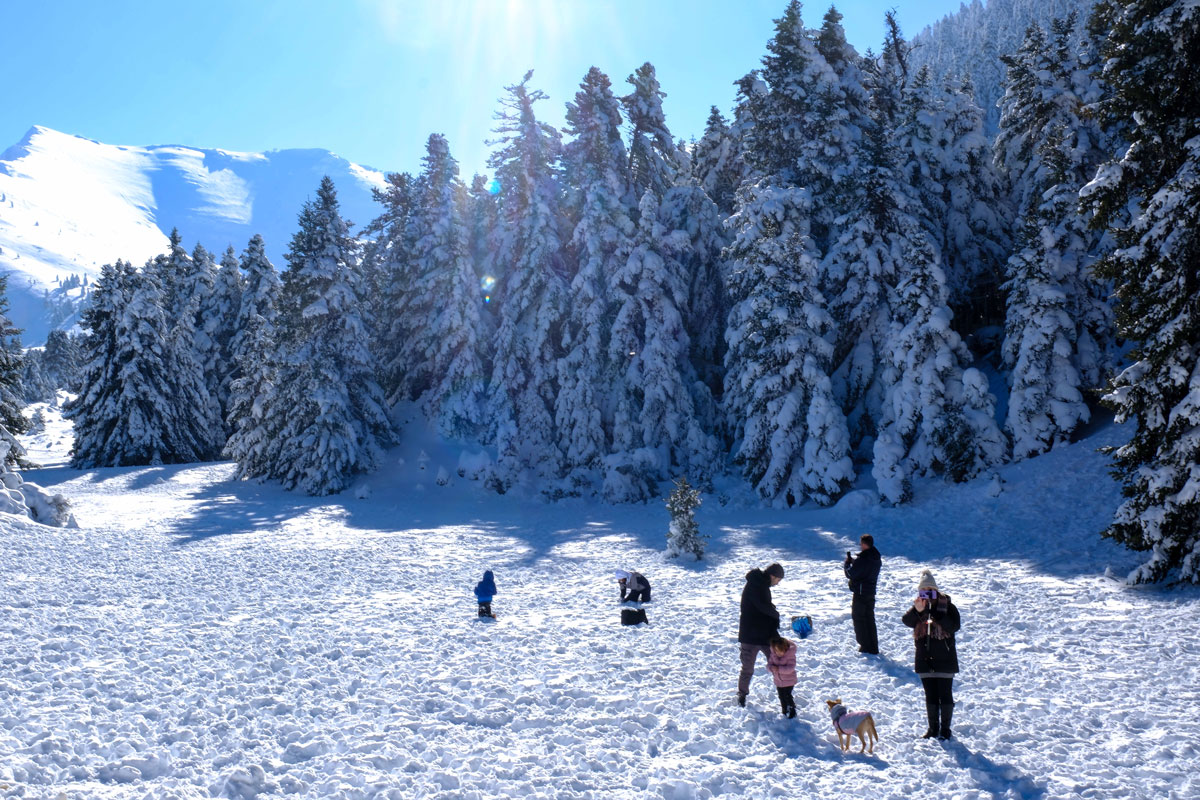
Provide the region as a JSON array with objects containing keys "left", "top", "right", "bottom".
[{"left": 2, "top": 403, "right": 1197, "bottom": 799}]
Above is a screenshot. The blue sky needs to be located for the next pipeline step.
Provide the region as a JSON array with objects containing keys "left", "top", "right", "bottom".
[{"left": 1, "top": 0, "right": 964, "bottom": 178}]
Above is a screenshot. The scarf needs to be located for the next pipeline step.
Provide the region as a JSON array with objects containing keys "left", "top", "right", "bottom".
[{"left": 913, "top": 595, "right": 952, "bottom": 642}]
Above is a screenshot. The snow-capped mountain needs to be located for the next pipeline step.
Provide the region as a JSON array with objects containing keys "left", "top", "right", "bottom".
[{"left": 0, "top": 125, "right": 386, "bottom": 344}]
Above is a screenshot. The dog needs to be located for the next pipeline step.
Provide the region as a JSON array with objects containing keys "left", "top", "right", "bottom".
[{"left": 826, "top": 699, "right": 878, "bottom": 754}]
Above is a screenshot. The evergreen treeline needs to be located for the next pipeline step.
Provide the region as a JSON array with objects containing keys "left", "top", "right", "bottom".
[{"left": 50, "top": 0, "right": 1198, "bottom": 583}]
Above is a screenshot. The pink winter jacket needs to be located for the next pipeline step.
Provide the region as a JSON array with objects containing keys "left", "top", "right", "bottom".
[{"left": 767, "top": 641, "right": 797, "bottom": 687}]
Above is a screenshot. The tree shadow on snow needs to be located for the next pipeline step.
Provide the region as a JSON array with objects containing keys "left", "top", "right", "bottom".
[
  {"left": 942, "top": 739, "right": 1047, "bottom": 799},
  {"left": 163, "top": 471, "right": 524, "bottom": 547}
]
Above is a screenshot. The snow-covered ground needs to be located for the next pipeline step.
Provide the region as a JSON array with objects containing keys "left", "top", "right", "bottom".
[{"left": 2, "top": 403, "right": 1198, "bottom": 799}]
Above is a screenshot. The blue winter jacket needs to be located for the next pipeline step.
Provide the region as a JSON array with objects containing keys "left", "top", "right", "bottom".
[{"left": 474, "top": 570, "right": 497, "bottom": 603}]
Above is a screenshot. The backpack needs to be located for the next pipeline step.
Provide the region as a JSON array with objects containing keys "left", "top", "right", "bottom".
[
  {"left": 791, "top": 615, "right": 813, "bottom": 639},
  {"left": 621, "top": 608, "right": 649, "bottom": 626}
]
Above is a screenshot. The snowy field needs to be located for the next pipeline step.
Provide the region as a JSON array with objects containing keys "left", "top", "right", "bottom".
[{"left": 2, "top": 403, "right": 1198, "bottom": 799}]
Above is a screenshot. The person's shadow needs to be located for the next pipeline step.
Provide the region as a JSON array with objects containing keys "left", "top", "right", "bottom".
[{"left": 942, "top": 739, "right": 1047, "bottom": 798}]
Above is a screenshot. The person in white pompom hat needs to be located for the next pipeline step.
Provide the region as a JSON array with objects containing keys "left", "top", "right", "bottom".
[
  {"left": 902, "top": 569, "right": 961, "bottom": 740},
  {"left": 614, "top": 569, "right": 651, "bottom": 603}
]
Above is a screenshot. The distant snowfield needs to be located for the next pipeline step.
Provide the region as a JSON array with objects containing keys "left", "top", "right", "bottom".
[
  {"left": 0, "top": 126, "right": 385, "bottom": 343},
  {"left": 2, "top": 405, "right": 1198, "bottom": 799}
]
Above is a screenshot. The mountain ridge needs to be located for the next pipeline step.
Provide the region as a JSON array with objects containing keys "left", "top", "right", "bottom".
[{"left": 0, "top": 125, "right": 386, "bottom": 344}]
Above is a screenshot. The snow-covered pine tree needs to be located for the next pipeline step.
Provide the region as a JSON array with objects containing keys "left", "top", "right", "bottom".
[
  {"left": 872, "top": 231, "right": 1005, "bottom": 503},
  {"left": 66, "top": 262, "right": 218, "bottom": 466},
  {"left": 64, "top": 261, "right": 128, "bottom": 466},
  {"left": 41, "top": 329, "right": 81, "bottom": 392},
  {"left": 363, "top": 170, "right": 420, "bottom": 404},
  {"left": 485, "top": 71, "right": 569, "bottom": 492},
  {"left": 224, "top": 234, "right": 282, "bottom": 478},
  {"left": 823, "top": 71, "right": 906, "bottom": 461},
  {"left": 997, "top": 13, "right": 1115, "bottom": 392},
  {"left": 606, "top": 191, "right": 718, "bottom": 502},
  {"left": 146, "top": 228, "right": 191, "bottom": 319},
  {"left": 1003, "top": 125, "right": 1091, "bottom": 460},
  {"left": 623, "top": 62, "right": 683, "bottom": 202},
  {"left": 21, "top": 353, "right": 53, "bottom": 405},
  {"left": 665, "top": 475, "right": 706, "bottom": 560},
  {"left": 660, "top": 180, "right": 729, "bottom": 413},
  {"left": 623, "top": 65, "right": 728, "bottom": 435},
  {"left": 555, "top": 66, "right": 635, "bottom": 493},
  {"left": 407, "top": 134, "right": 487, "bottom": 440},
  {"left": 209, "top": 245, "right": 244, "bottom": 433},
  {"left": 939, "top": 76, "right": 1011, "bottom": 329},
  {"left": 689, "top": 106, "right": 745, "bottom": 217},
  {"left": 0, "top": 275, "right": 28, "bottom": 441},
  {"left": 263, "top": 177, "right": 392, "bottom": 495},
  {"left": 1082, "top": 0, "right": 1200, "bottom": 583},
  {"left": 723, "top": 183, "right": 853, "bottom": 506}
]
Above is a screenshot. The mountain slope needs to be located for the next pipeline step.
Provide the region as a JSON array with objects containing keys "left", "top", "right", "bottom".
[{"left": 0, "top": 126, "right": 385, "bottom": 343}]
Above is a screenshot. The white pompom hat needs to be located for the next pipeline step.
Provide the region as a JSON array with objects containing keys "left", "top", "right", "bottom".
[{"left": 917, "top": 570, "right": 939, "bottom": 592}]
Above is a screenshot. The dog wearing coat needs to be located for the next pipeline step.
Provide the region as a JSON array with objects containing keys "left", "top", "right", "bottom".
[{"left": 826, "top": 699, "right": 878, "bottom": 754}]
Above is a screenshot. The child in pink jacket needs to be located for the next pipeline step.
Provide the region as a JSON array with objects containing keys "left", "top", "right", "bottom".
[{"left": 767, "top": 635, "right": 797, "bottom": 718}]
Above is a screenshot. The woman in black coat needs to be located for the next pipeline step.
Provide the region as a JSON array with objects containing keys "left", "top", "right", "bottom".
[{"left": 902, "top": 570, "right": 961, "bottom": 739}]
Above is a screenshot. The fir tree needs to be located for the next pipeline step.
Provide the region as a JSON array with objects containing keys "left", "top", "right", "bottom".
[
  {"left": 997, "top": 13, "right": 1115, "bottom": 393},
  {"left": 0, "top": 275, "right": 28, "bottom": 439},
  {"left": 1083, "top": 0, "right": 1200, "bottom": 583},
  {"left": 623, "top": 62, "right": 683, "bottom": 202},
  {"left": 1003, "top": 126, "right": 1091, "bottom": 459},
  {"left": 665, "top": 476, "right": 706, "bottom": 560},
  {"left": 485, "top": 71, "right": 569, "bottom": 492},
  {"left": 872, "top": 232, "right": 1005, "bottom": 503},
  {"left": 606, "top": 191, "right": 718, "bottom": 502},
  {"left": 555, "top": 66, "right": 635, "bottom": 492},
  {"left": 224, "top": 235, "right": 282, "bottom": 478},
  {"left": 209, "top": 245, "right": 244, "bottom": 431},
  {"left": 41, "top": 329, "right": 80, "bottom": 391},
  {"left": 408, "top": 134, "right": 488, "bottom": 439},
  {"left": 723, "top": 183, "right": 853, "bottom": 506},
  {"left": 689, "top": 106, "right": 745, "bottom": 216},
  {"left": 262, "top": 177, "right": 393, "bottom": 495},
  {"left": 66, "top": 262, "right": 218, "bottom": 466},
  {"left": 363, "top": 170, "right": 421, "bottom": 404}
]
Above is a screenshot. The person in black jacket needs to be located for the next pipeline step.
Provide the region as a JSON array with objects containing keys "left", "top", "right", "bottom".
[
  {"left": 736, "top": 562, "right": 785, "bottom": 707},
  {"left": 902, "top": 570, "right": 961, "bottom": 740},
  {"left": 844, "top": 534, "right": 881, "bottom": 654}
]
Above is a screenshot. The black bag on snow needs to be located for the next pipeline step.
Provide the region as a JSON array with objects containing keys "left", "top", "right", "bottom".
[{"left": 621, "top": 608, "right": 649, "bottom": 626}]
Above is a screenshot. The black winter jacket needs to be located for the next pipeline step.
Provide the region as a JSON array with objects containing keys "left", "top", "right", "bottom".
[
  {"left": 738, "top": 569, "right": 780, "bottom": 645},
  {"left": 844, "top": 546, "right": 881, "bottom": 597},
  {"left": 901, "top": 594, "right": 961, "bottom": 674}
]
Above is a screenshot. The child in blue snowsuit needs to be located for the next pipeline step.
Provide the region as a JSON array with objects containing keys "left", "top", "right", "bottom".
[{"left": 474, "top": 570, "right": 497, "bottom": 618}]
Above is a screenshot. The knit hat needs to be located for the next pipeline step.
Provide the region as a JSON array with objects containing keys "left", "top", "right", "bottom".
[
  {"left": 765, "top": 563, "right": 785, "bottom": 580},
  {"left": 614, "top": 569, "right": 631, "bottom": 581},
  {"left": 917, "top": 570, "right": 939, "bottom": 592}
]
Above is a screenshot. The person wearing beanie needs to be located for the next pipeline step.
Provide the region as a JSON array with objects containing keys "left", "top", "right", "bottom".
[
  {"left": 844, "top": 534, "right": 881, "bottom": 655},
  {"left": 902, "top": 570, "right": 961, "bottom": 739},
  {"left": 736, "top": 562, "right": 784, "bottom": 707}
]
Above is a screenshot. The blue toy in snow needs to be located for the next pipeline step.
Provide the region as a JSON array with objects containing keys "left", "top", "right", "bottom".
[{"left": 792, "top": 615, "right": 813, "bottom": 639}]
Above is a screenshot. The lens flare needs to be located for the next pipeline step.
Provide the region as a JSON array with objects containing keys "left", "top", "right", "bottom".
[
  {"left": 481, "top": 275, "right": 497, "bottom": 291},
  {"left": 486, "top": 178, "right": 501, "bottom": 195}
]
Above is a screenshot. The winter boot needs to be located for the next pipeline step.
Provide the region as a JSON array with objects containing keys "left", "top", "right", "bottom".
[
  {"left": 737, "top": 693, "right": 747, "bottom": 708},
  {"left": 922, "top": 702, "right": 939, "bottom": 738},
  {"left": 785, "top": 703, "right": 797, "bottom": 719},
  {"left": 938, "top": 703, "right": 954, "bottom": 740}
]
